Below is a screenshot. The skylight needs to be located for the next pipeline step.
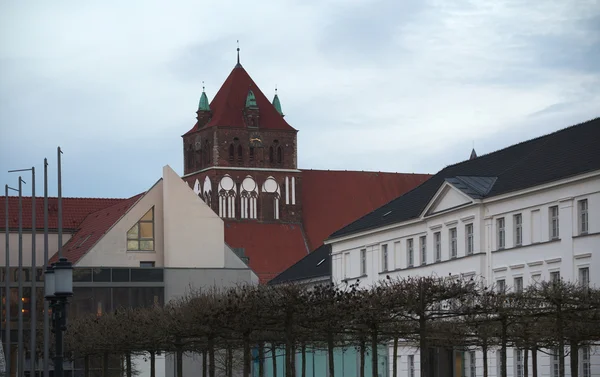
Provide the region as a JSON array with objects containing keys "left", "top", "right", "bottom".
[
  {"left": 316, "top": 258, "right": 326, "bottom": 266},
  {"left": 383, "top": 211, "right": 392, "bottom": 217}
]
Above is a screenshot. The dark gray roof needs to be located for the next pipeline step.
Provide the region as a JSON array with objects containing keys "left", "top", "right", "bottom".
[
  {"left": 268, "top": 244, "right": 331, "bottom": 285},
  {"left": 330, "top": 117, "right": 600, "bottom": 240}
]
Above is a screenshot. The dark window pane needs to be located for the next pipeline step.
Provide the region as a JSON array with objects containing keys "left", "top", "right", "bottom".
[
  {"left": 112, "top": 287, "right": 129, "bottom": 310},
  {"left": 11, "top": 267, "right": 32, "bottom": 282},
  {"left": 130, "top": 268, "right": 163, "bottom": 282},
  {"left": 93, "top": 287, "right": 112, "bottom": 316},
  {"left": 111, "top": 268, "right": 130, "bottom": 282},
  {"left": 130, "top": 287, "right": 163, "bottom": 308},
  {"left": 92, "top": 268, "right": 111, "bottom": 282},
  {"left": 36, "top": 267, "right": 44, "bottom": 282},
  {"left": 0, "top": 267, "right": 6, "bottom": 282},
  {"left": 139, "top": 261, "right": 155, "bottom": 268},
  {"left": 70, "top": 287, "right": 94, "bottom": 318},
  {"left": 73, "top": 268, "right": 92, "bottom": 282}
]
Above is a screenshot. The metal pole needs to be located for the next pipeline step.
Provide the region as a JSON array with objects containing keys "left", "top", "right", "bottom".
[
  {"left": 53, "top": 300, "right": 63, "bottom": 377},
  {"left": 42, "top": 160, "right": 49, "bottom": 377},
  {"left": 17, "top": 177, "right": 24, "bottom": 377},
  {"left": 30, "top": 167, "right": 36, "bottom": 377},
  {"left": 57, "top": 147, "right": 62, "bottom": 259},
  {"left": 4, "top": 185, "right": 12, "bottom": 377}
]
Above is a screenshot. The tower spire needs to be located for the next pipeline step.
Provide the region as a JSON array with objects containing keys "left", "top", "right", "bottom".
[
  {"left": 272, "top": 86, "right": 284, "bottom": 116},
  {"left": 236, "top": 40, "right": 242, "bottom": 68}
]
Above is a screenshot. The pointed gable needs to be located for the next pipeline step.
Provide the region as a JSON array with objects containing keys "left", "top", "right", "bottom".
[
  {"left": 423, "top": 182, "right": 473, "bottom": 217},
  {"left": 185, "top": 65, "right": 296, "bottom": 134}
]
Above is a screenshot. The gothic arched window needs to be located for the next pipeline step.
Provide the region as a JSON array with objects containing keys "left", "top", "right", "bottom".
[
  {"left": 204, "top": 140, "right": 211, "bottom": 164},
  {"left": 237, "top": 145, "right": 243, "bottom": 163},
  {"left": 269, "top": 146, "right": 274, "bottom": 163},
  {"left": 240, "top": 176, "right": 258, "bottom": 219},
  {"left": 277, "top": 146, "right": 283, "bottom": 164},
  {"left": 229, "top": 144, "right": 234, "bottom": 162},
  {"left": 218, "top": 175, "right": 237, "bottom": 218},
  {"left": 249, "top": 147, "right": 255, "bottom": 162}
]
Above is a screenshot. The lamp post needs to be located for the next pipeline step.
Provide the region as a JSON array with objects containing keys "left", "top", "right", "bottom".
[{"left": 44, "top": 257, "right": 73, "bottom": 377}]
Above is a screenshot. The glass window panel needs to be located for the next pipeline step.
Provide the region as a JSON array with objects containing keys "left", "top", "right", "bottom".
[
  {"left": 11, "top": 267, "right": 32, "bottom": 282},
  {"left": 130, "top": 268, "right": 163, "bottom": 282},
  {"left": 70, "top": 287, "right": 94, "bottom": 318},
  {"left": 127, "top": 224, "right": 139, "bottom": 239},
  {"left": 111, "top": 268, "right": 130, "bottom": 282},
  {"left": 93, "top": 288, "right": 112, "bottom": 316},
  {"left": 112, "top": 287, "right": 130, "bottom": 310},
  {"left": 140, "top": 240, "right": 154, "bottom": 251},
  {"left": 72, "top": 268, "right": 92, "bottom": 282},
  {"left": 0, "top": 267, "right": 5, "bottom": 282},
  {"left": 92, "top": 268, "right": 111, "bottom": 282},
  {"left": 139, "top": 222, "right": 153, "bottom": 238},
  {"left": 36, "top": 267, "right": 44, "bottom": 282},
  {"left": 130, "top": 287, "right": 163, "bottom": 308},
  {"left": 127, "top": 240, "right": 139, "bottom": 250},
  {"left": 140, "top": 208, "right": 153, "bottom": 221}
]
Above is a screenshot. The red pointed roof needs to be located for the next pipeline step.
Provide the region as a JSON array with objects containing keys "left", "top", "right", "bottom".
[
  {"left": 300, "top": 170, "right": 432, "bottom": 250},
  {"left": 0, "top": 196, "right": 126, "bottom": 231},
  {"left": 184, "top": 65, "right": 296, "bottom": 134}
]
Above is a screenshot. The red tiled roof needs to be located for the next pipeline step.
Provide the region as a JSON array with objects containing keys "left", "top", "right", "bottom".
[
  {"left": 0, "top": 196, "right": 126, "bottom": 231},
  {"left": 49, "top": 194, "right": 144, "bottom": 264},
  {"left": 300, "top": 170, "right": 432, "bottom": 250},
  {"left": 184, "top": 65, "right": 296, "bottom": 135},
  {"left": 224, "top": 221, "right": 309, "bottom": 283}
]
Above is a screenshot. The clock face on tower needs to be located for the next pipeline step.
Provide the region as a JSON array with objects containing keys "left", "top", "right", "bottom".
[{"left": 249, "top": 132, "right": 263, "bottom": 147}]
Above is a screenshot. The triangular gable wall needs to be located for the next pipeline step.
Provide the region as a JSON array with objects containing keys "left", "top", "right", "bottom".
[{"left": 424, "top": 183, "right": 473, "bottom": 217}]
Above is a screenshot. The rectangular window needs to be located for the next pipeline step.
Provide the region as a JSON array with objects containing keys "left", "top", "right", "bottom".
[
  {"left": 581, "top": 346, "right": 591, "bottom": 377},
  {"left": 497, "top": 217, "right": 505, "bottom": 249},
  {"left": 579, "top": 267, "right": 589, "bottom": 289},
  {"left": 532, "top": 274, "right": 541, "bottom": 285},
  {"left": 578, "top": 199, "right": 588, "bottom": 235},
  {"left": 514, "top": 276, "right": 523, "bottom": 293},
  {"left": 514, "top": 214, "right": 522, "bottom": 246},
  {"left": 434, "top": 232, "right": 441, "bottom": 262},
  {"left": 140, "top": 261, "right": 155, "bottom": 268},
  {"left": 549, "top": 205, "right": 559, "bottom": 240},
  {"left": 531, "top": 209, "right": 541, "bottom": 243},
  {"left": 360, "top": 249, "right": 367, "bottom": 275},
  {"left": 420, "top": 236, "right": 427, "bottom": 265},
  {"left": 407, "top": 239, "right": 414, "bottom": 267},
  {"left": 551, "top": 349, "right": 559, "bottom": 377},
  {"left": 381, "top": 244, "right": 388, "bottom": 272},
  {"left": 450, "top": 227, "right": 457, "bottom": 258},
  {"left": 550, "top": 271, "right": 560, "bottom": 283},
  {"left": 466, "top": 224, "right": 474, "bottom": 255},
  {"left": 497, "top": 279, "right": 506, "bottom": 294},
  {"left": 408, "top": 355, "right": 415, "bottom": 377},
  {"left": 344, "top": 252, "right": 350, "bottom": 278},
  {"left": 469, "top": 351, "right": 476, "bottom": 377},
  {"left": 496, "top": 351, "right": 503, "bottom": 377},
  {"left": 516, "top": 349, "right": 524, "bottom": 377}
]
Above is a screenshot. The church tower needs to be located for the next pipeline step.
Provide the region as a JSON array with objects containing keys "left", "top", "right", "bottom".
[{"left": 181, "top": 48, "right": 302, "bottom": 223}]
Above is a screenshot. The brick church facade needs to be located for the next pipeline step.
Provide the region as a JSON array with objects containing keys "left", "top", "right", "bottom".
[{"left": 179, "top": 53, "right": 432, "bottom": 282}]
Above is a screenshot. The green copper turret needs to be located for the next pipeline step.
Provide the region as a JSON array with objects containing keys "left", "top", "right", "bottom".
[
  {"left": 272, "top": 91, "right": 284, "bottom": 116},
  {"left": 198, "top": 88, "right": 210, "bottom": 111},
  {"left": 245, "top": 90, "right": 258, "bottom": 108}
]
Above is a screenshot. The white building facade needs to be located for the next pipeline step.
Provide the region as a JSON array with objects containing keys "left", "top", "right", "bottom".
[{"left": 326, "top": 119, "right": 600, "bottom": 377}]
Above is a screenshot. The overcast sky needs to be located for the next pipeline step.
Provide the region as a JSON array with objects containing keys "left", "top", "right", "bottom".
[{"left": 1, "top": 0, "right": 598, "bottom": 198}]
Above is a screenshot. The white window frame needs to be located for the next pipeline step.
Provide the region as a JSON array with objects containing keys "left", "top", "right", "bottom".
[
  {"left": 549, "top": 205, "right": 559, "bottom": 240},
  {"left": 434, "top": 232, "right": 441, "bottom": 262},
  {"left": 550, "top": 270, "right": 560, "bottom": 283},
  {"left": 497, "top": 279, "right": 506, "bottom": 294},
  {"left": 469, "top": 350, "right": 476, "bottom": 377},
  {"left": 450, "top": 227, "right": 457, "bottom": 259},
  {"left": 407, "top": 239, "right": 414, "bottom": 267},
  {"left": 514, "top": 348, "right": 523, "bottom": 377},
  {"left": 466, "top": 223, "right": 474, "bottom": 255},
  {"left": 551, "top": 349, "right": 559, "bottom": 377},
  {"left": 344, "top": 252, "right": 350, "bottom": 279},
  {"left": 579, "top": 267, "right": 589, "bottom": 289},
  {"left": 408, "top": 355, "right": 415, "bottom": 377},
  {"left": 360, "top": 249, "right": 367, "bottom": 276},
  {"left": 497, "top": 217, "right": 505, "bottom": 249},
  {"left": 381, "top": 244, "right": 388, "bottom": 272},
  {"left": 514, "top": 276, "right": 523, "bottom": 293},
  {"left": 581, "top": 345, "right": 591, "bottom": 377},
  {"left": 420, "top": 236, "right": 427, "bottom": 265},
  {"left": 578, "top": 199, "right": 588, "bottom": 235},
  {"left": 514, "top": 213, "right": 522, "bottom": 246}
]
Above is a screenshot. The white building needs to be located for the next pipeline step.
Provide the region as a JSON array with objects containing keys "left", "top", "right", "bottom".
[{"left": 326, "top": 118, "right": 600, "bottom": 377}]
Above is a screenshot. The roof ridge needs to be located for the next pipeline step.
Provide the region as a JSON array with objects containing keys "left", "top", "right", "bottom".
[
  {"left": 301, "top": 168, "right": 432, "bottom": 175},
  {"left": 0, "top": 195, "right": 127, "bottom": 200},
  {"left": 443, "top": 116, "right": 600, "bottom": 170}
]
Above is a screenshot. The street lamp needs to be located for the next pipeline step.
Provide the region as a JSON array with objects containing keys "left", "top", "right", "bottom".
[{"left": 44, "top": 258, "right": 73, "bottom": 377}]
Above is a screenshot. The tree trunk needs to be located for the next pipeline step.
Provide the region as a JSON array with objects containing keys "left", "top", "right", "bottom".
[
  {"left": 482, "top": 342, "right": 488, "bottom": 377},
  {"left": 285, "top": 339, "right": 292, "bottom": 377},
  {"left": 227, "top": 347, "right": 233, "bottom": 377},
  {"left": 102, "top": 352, "right": 109, "bottom": 377},
  {"left": 301, "top": 343, "right": 306, "bottom": 377},
  {"left": 419, "top": 316, "right": 428, "bottom": 377},
  {"left": 392, "top": 337, "right": 398, "bottom": 377},
  {"left": 209, "top": 337, "right": 216, "bottom": 377},
  {"left": 150, "top": 351, "right": 156, "bottom": 377},
  {"left": 291, "top": 343, "right": 297, "bottom": 377},
  {"left": 371, "top": 328, "right": 378, "bottom": 377},
  {"left": 258, "top": 343, "right": 265, "bottom": 377},
  {"left": 359, "top": 340, "right": 365, "bottom": 377},
  {"left": 327, "top": 333, "right": 335, "bottom": 377},
  {"left": 244, "top": 333, "right": 252, "bottom": 377},
  {"left": 557, "top": 306, "right": 565, "bottom": 377},
  {"left": 524, "top": 348, "right": 528, "bottom": 377},
  {"left": 176, "top": 347, "right": 183, "bottom": 377},
  {"left": 201, "top": 349, "right": 207, "bottom": 377},
  {"left": 126, "top": 353, "right": 132, "bottom": 377},
  {"left": 84, "top": 355, "right": 90, "bottom": 377},
  {"left": 501, "top": 316, "right": 507, "bottom": 377},
  {"left": 271, "top": 344, "right": 278, "bottom": 377},
  {"left": 531, "top": 347, "right": 538, "bottom": 377},
  {"left": 570, "top": 340, "right": 578, "bottom": 377}
]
